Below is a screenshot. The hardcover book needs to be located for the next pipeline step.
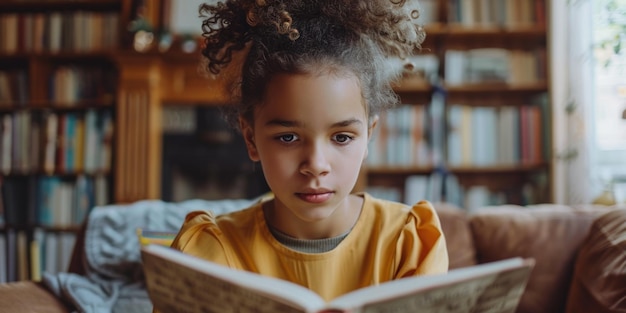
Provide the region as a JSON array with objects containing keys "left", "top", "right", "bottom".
[{"left": 142, "top": 244, "right": 534, "bottom": 313}]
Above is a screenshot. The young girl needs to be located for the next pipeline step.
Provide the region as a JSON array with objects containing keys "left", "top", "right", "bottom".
[{"left": 170, "top": 0, "right": 449, "bottom": 302}]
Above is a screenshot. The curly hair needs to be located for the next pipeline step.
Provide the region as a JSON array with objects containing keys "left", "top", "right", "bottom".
[{"left": 199, "top": 0, "right": 426, "bottom": 126}]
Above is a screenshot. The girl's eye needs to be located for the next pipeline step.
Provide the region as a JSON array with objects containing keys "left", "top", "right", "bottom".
[
  {"left": 277, "top": 134, "right": 298, "bottom": 143},
  {"left": 333, "top": 134, "right": 353, "bottom": 144}
]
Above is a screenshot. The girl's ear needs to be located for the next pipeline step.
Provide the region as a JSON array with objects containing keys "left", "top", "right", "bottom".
[
  {"left": 367, "top": 114, "right": 379, "bottom": 139},
  {"left": 364, "top": 114, "right": 379, "bottom": 160},
  {"left": 239, "top": 117, "right": 260, "bottom": 161}
]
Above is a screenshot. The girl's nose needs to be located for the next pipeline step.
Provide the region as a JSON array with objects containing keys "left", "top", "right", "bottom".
[{"left": 299, "top": 142, "right": 331, "bottom": 177}]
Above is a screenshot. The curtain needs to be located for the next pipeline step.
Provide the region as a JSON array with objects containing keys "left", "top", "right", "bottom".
[{"left": 550, "top": 0, "right": 596, "bottom": 204}]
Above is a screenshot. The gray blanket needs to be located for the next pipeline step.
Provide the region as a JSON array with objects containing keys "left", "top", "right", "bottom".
[{"left": 43, "top": 198, "right": 255, "bottom": 313}]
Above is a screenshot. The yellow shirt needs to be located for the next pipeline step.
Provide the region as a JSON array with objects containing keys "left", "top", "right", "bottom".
[{"left": 171, "top": 193, "right": 448, "bottom": 302}]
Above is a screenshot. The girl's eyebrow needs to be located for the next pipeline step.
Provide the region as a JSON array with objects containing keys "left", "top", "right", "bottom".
[
  {"left": 331, "top": 118, "right": 363, "bottom": 128},
  {"left": 265, "top": 119, "right": 301, "bottom": 127},
  {"left": 265, "top": 118, "right": 363, "bottom": 128}
]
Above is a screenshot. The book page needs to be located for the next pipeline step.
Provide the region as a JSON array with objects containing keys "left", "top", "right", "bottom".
[
  {"left": 329, "top": 258, "right": 533, "bottom": 313},
  {"left": 141, "top": 244, "right": 326, "bottom": 313}
]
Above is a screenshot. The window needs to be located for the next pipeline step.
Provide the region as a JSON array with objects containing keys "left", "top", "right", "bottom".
[{"left": 591, "top": 0, "right": 626, "bottom": 181}]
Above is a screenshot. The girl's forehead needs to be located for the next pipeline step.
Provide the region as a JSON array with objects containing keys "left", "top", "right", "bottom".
[{"left": 255, "top": 73, "right": 368, "bottom": 123}]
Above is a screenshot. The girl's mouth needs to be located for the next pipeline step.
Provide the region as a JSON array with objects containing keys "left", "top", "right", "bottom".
[{"left": 296, "top": 192, "right": 333, "bottom": 203}]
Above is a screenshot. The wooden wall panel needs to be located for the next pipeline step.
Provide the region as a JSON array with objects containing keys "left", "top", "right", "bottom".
[{"left": 115, "top": 54, "right": 162, "bottom": 203}]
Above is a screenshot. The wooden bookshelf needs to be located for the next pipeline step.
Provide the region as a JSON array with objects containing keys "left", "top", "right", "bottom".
[
  {"left": 0, "top": 0, "right": 134, "bottom": 283},
  {"left": 364, "top": 0, "right": 552, "bottom": 206}
]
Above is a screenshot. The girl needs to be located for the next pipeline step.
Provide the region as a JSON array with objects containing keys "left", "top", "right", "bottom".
[{"left": 170, "top": 0, "right": 449, "bottom": 302}]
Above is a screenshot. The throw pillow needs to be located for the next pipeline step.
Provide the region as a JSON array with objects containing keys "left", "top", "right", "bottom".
[{"left": 566, "top": 209, "right": 626, "bottom": 313}]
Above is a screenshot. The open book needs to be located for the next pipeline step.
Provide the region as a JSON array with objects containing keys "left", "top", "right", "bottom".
[{"left": 141, "top": 244, "right": 534, "bottom": 313}]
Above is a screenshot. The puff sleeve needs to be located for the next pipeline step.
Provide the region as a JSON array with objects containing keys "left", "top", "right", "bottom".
[
  {"left": 170, "top": 211, "right": 231, "bottom": 267},
  {"left": 394, "top": 200, "right": 449, "bottom": 278}
]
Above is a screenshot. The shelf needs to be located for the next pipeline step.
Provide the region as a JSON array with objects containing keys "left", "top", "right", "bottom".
[
  {"left": 367, "top": 166, "right": 436, "bottom": 176},
  {"left": 366, "top": 163, "right": 548, "bottom": 176},
  {"left": 0, "top": 224, "right": 81, "bottom": 233},
  {"left": 445, "top": 25, "right": 546, "bottom": 36},
  {"left": 393, "top": 79, "right": 432, "bottom": 92},
  {"left": 0, "top": 0, "right": 122, "bottom": 12},
  {"left": 447, "top": 163, "right": 549, "bottom": 174},
  {"left": 36, "top": 225, "right": 82, "bottom": 233},
  {"left": 444, "top": 82, "right": 549, "bottom": 105},
  {"left": 395, "top": 24, "right": 547, "bottom": 50},
  {"left": 391, "top": 82, "right": 549, "bottom": 104},
  {"left": 0, "top": 51, "right": 117, "bottom": 60},
  {"left": 445, "top": 82, "right": 548, "bottom": 93},
  {"left": 1, "top": 170, "right": 111, "bottom": 178},
  {"left": 0, "top": 100, "right": 115, "bottom": 112},
  {"left": 393, "top": 79, "right": 433, "bottom": 104}
]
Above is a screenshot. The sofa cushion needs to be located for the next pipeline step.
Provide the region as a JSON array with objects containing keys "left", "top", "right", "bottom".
[
  {"left": 566, "top": 208, "right": 626, "bottom": 313},
  {"left": 469, "top": 205, "right": 606, "bottom": 313},
  {"left": 0, "top": 281, "right": 71, "bottom": 313},
  {"left": 434, "top": 202, "right": 477, "bottom": 269}
]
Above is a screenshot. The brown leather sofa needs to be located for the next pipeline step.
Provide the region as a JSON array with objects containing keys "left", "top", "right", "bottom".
[{"left": 1, "top": 203, "right": 625, "bottom": 313}]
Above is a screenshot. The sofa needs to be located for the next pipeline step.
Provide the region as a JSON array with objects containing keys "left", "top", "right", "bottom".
[{"left": 0, "top": 199, "right": 624, "bottom": 313}]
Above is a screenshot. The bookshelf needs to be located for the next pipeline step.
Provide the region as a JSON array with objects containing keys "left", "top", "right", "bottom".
[
  {"left": 0, "top": 0, "right": 554, "bottom": 282},
  {"left": 106, "top": 0, "right": 553, "bottom": 208},
  {"left": 364, "top": 0, "right": 551, "bottom": 209},
  {"left": 0, "top": 0, "right": 131, "bottom": 282}
]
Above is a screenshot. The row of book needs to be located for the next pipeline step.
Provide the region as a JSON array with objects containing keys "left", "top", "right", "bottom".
[
  {"left": 367, "top": 104, "right": 434, "bottom": 167},
  {"left": 0, "top": 229, "right": 76, "bottom": 283},
  {"left": 0, "top": 65, "right": 117, "bottom": 107},
  {"left": 0, "top": 12, "right": 120, "bottom": 54},
  {"left": 366, "top": 95, "right": 548, "bottom": 168},
  {"left": 367, "top": 171, "right": 549, "bottom": 211},
  {"left": 448, "top": 0, "right": 546, "bottom": 28},
  {"left": 447, "top": 103, "right": 546, "bottom": 166},
  {"left": 49, "top": 65, "right": 118, "bottom": 105},
  {"left": 36, "top": 175, "right": 107, "bottom": 227},
  {"left": 445, "top": 48, "right": 547, "bottom": 86},
  {"left": 1, "top": 174, "right": 108, "bottom": 228},
  {"left": 0, "top": 109, "right": 114, "bottom": 175}
]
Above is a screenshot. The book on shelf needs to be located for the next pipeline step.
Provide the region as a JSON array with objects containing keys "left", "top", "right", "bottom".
[
  {"left": 444, "top": 48, "right": 546, "bottom": 86},
  {"left": 446, "top": 103, "right": 544, "bottom": 167},
  {"left": 142, "top": 244, "right": 535, "bottom": 313},
  {"left": 0, "top": 12, "right": 119, "bottom": 54},
  {"left": 0, "top": 232, "right": 6, "bottom": 283},
  {"left": 367, "top": 104, "right": 431, "bottom": 167},
  {"left": 448, "top": 0, "right": 543, "bottom": 28},
  {"left": 1, "top": 176, "right": 37, "bottom": 227},
  {"left": 5, "top": 229, "right": 17, "bottom": 282}
]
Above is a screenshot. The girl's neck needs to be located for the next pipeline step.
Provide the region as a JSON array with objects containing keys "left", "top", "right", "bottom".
[{"left": 263, "top": 194, "right": 364, "bottom": 240}]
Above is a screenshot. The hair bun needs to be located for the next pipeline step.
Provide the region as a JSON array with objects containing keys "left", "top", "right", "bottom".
[{"left": 200, "top": 0, "right": 425, "bottom": 74}]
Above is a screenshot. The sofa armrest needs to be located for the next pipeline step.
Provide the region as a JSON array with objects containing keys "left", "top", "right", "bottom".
[
  {"left": 469, "top": 205, "right": 609, "bottom": 313},
  {"left": 0, "top": 281, "right": 72, "bottom": 313}
]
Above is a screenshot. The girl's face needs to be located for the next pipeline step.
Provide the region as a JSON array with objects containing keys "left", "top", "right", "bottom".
[{"left": 240, "top": 72, "right": 375, "bottom": 238}]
